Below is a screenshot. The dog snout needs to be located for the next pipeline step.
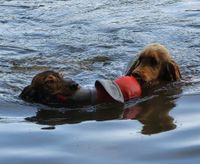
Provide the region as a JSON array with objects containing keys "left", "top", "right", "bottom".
[
  {"left": 132, "top": 71, "right": 142, "bottom": 79},
  {"left": 69, "top": 81, "right": 79, "bottom": 89},
  {"left": 63, "top": 79, "right": 79, "bottom": 90}
]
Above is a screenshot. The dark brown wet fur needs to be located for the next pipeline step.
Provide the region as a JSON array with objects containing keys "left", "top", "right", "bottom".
[{"left": 20, "top": 71, "right": 79, "bottom": 106}]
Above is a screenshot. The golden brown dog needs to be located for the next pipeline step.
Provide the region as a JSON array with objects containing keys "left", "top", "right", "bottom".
[{"left": 126, "top": 43, "right": 181, "bottom": 87}]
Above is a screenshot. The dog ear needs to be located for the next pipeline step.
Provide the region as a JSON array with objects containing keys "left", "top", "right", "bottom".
[
  {"left": 161, "top": 60, "right": 181, "bottom": 81},
  {"left": 20, "top": 85, "right": 48, "bottom": 103},
  {"left": 125, "top": 56, "right": 140, "bottom": 76},
  {"left": 19, "top": 85, "right": 37, "bottom": 102}
]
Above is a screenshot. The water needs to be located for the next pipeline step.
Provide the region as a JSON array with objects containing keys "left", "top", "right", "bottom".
[{"left": 0, "top": 0, "right": 200, "bottom": 163}]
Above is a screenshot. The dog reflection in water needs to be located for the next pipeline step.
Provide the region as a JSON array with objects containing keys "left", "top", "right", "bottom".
[{"left": 26, "top": 82, "right": 181, "bottom": 135}]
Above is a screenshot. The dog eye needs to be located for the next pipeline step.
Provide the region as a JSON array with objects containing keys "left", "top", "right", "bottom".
[
  {"left": 45, "top": 79, "right": 55, "bottom": 84},
  {"left": 150, "top": 57, "right": 158, "bottom": 66},
  {"left": 48, "top": 80, "right": 54, "bottom": 83}
]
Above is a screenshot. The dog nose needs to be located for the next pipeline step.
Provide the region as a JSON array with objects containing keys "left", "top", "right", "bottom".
[{"left": 69, "top": 81, "right": 79, "bottom": 89}]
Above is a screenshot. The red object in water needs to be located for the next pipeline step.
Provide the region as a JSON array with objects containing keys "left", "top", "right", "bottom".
[{"left": 114, "top": 76, "right": 142, "bottom": 101}]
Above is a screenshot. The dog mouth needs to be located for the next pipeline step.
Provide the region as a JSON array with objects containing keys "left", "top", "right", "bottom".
[
  {"left": 132, "top": 71, "right": 159, "bottom": 88},
  {"left": 52, "top": 80, "right": 79, "bottom": 95},
  {"left": 132, "top": 71, "right": 145, "bottom": 84}
]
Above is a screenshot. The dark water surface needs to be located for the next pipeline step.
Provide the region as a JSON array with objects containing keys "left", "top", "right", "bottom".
[{"left": 0, "top": 0, "right": 200, "bottom": 163}]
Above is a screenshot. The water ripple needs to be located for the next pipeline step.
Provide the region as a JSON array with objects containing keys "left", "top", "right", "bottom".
[{"left": 0, "top": 0, "right": 200, "bottom": 163}]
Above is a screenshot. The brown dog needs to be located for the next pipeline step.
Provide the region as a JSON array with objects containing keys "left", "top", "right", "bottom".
[
  {"left": 20, "top": 71, "right": 80, "bottom": 106},
  {"left": 20, "top": 43, "right": 181, "bottom": 107},
  {"left": 125, "top": 43, "right": 181, "bottom": 87}
]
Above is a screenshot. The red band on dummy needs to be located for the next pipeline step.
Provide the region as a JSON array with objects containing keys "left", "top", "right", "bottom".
[
  {"left": 56, "top": 95, "right": 69, "bottom": 103},
  {"left": 114, "top": 76, "right": 141, "bottom": 101}
]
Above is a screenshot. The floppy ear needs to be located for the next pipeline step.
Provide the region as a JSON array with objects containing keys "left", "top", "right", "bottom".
[
  {"left": 161, "top": 60, "right": 181, "bottom": 81},
  {"left": 125, "top": 56, "right": 140, "bottom": 76},
  {"left": 19, "top": 85, "right": 37, "bottom": 102}
]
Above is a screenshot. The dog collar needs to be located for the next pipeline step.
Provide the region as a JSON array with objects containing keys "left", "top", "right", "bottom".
[{"left": 56, "top": 94, "right": 69, "bottom": 104}]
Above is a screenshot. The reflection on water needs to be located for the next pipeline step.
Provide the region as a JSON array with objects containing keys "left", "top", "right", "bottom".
[
  {"left": 0, "top": 0, "right": 200, "bottom": 163},
  {"left": 26, "top": 81, "right": 182, "bottom": 135}
]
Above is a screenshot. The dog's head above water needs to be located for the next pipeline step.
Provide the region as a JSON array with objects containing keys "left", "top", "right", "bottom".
[
  {"left": 126, "top": 43, "right": 181, "bottom": 87},
  {"left": 20, "top": 71, "right": 79, "bottom": 105}
]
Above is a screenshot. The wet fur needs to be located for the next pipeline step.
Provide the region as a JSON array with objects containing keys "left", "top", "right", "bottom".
[
  {"left": 20, "top": 71, "right": 79, "bottom": 105},
  {"left": 126, "top": 43, "right": 181, "bottom": 87}
]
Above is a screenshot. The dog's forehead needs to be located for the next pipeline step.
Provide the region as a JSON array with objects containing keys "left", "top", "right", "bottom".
[
  {"left": 31, "top": 71, "right": 61, "bottom": 85},
  {"left": 141, "top": 47, "right": 171, "bottom": 60},
  {"left": 45, "top": 74, "right": 60, "bottom": 81}
]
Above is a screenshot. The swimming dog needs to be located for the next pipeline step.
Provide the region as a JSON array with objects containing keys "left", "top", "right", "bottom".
[{"left": 20, "top": 43, "right": 181, "bottom": 107}]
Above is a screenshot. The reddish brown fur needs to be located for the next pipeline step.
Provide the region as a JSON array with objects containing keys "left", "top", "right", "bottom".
[{"left": 20, "top": 71, "right": 79, "bottom": 105}]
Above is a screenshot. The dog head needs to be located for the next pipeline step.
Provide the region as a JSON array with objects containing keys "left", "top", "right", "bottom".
[
  {"left": 127, "top": 43, "right": 181, "bottom": 86},
  {"left": 20, "top": 71, "right": 79, "bottom": 105}
]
